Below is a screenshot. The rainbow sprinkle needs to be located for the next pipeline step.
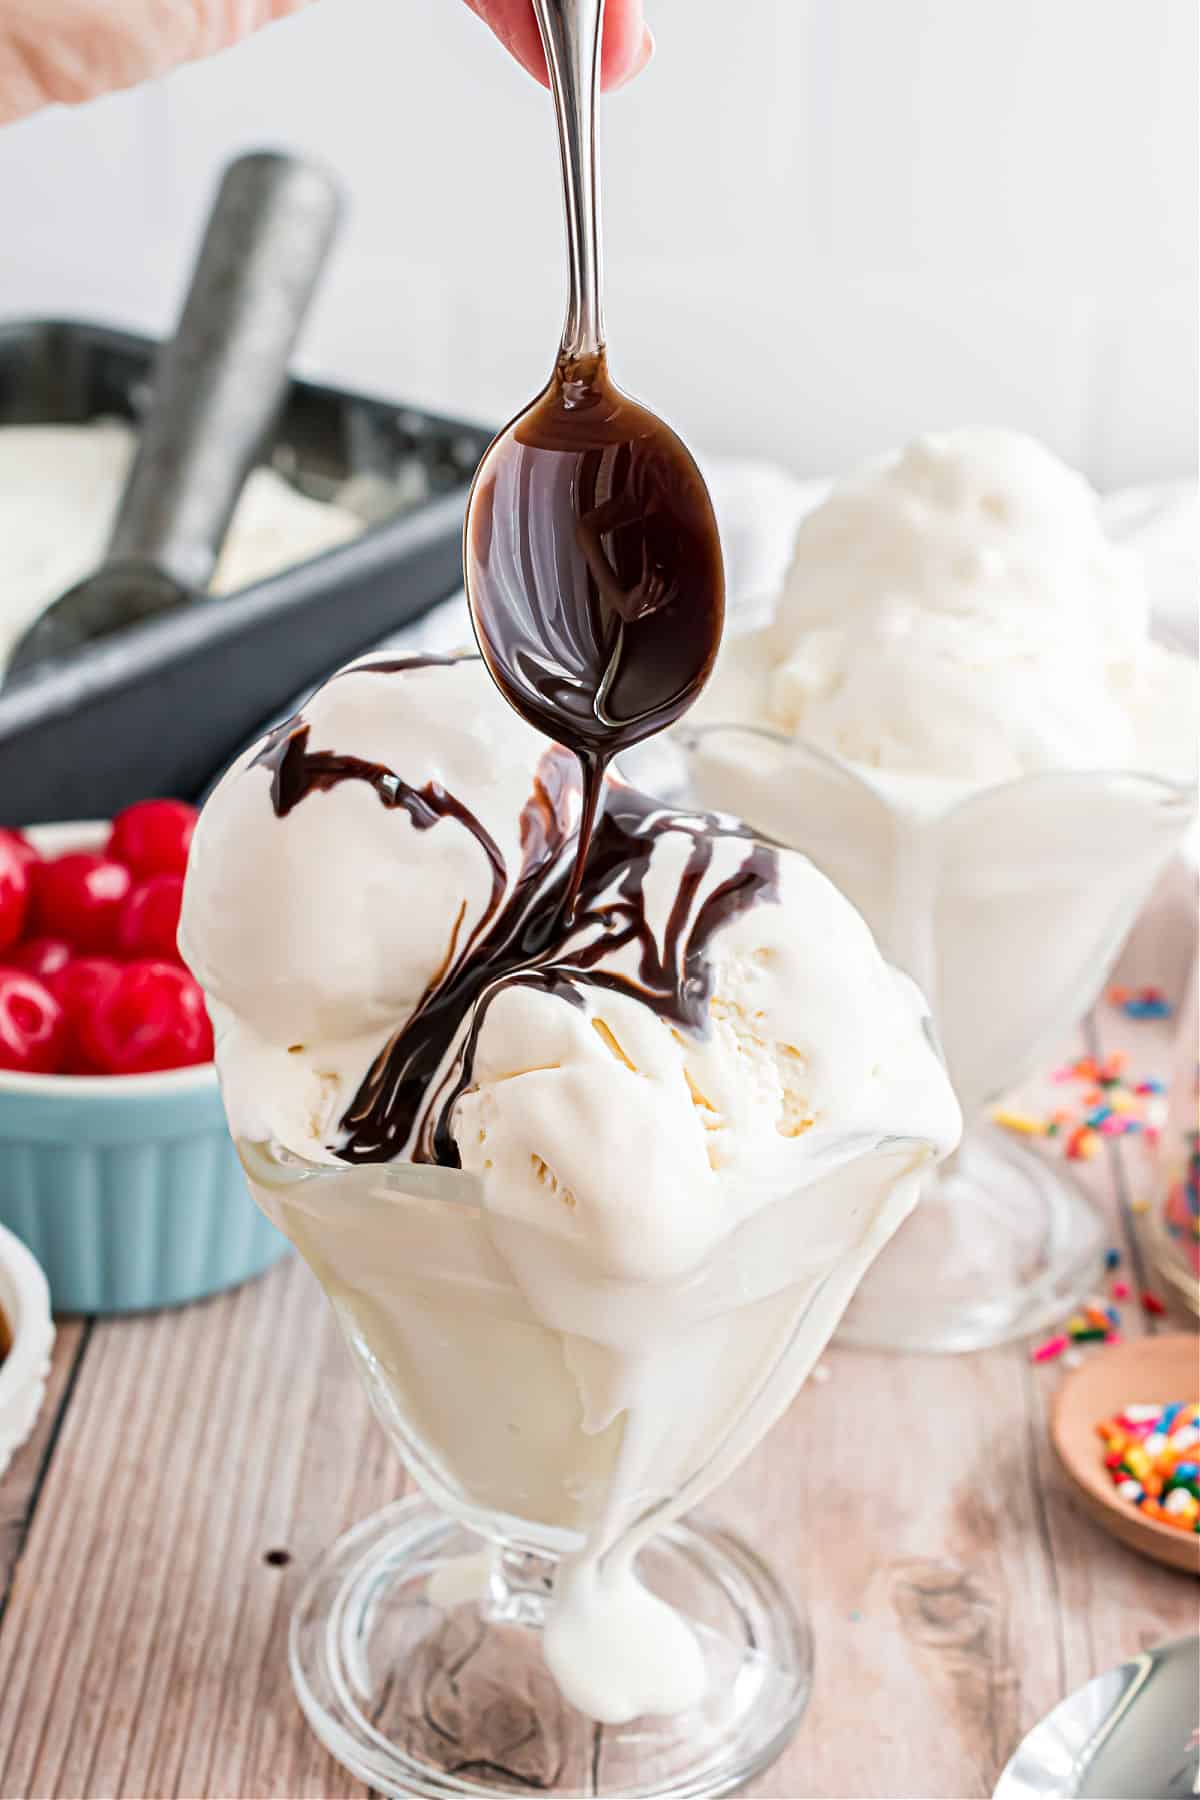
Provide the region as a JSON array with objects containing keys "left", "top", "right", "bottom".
[
  {"left": 1108, "top": 985, "right": 1174, "bottom": 1021},
  {"left": 1029, "top": 1265, "right": 1135, "bottom": 1362},
  {"left": 1095, "top": 1402, "right": 1200, "bottom": 1532},
  {"left": 1031, "top": 1290, "right": 1124, "bottom": 1361},
  {"left": 994, "top": 1050, "right": 1169, "bottom": 1156}
]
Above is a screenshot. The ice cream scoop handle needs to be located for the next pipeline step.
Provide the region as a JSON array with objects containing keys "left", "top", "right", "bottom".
[{"left": 107, "top": 150, "right": 342, "bottom": 590}]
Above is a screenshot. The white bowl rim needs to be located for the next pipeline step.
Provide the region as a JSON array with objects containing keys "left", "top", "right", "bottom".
[
  {"left": 0, "top": 817, "right": 216, "bottom": 1097},
  {"left": 0, "top": 1217, "right": 54, "bottom": 1419}
]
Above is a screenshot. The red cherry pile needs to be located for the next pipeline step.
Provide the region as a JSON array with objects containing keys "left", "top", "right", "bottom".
[{"left": 0, "top": 800, "right": 213, "bottom": 1077}]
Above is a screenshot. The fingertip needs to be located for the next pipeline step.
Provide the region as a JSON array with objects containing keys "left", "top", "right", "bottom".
[
  {"left": 473, "top": 0, "right": 649, "bottom": 93},
  {"left": 465, "top": 0, "right": 549, "bottom": 86},
  {"left": 599, "top": 1, "right": 650, "bottom": 91}
]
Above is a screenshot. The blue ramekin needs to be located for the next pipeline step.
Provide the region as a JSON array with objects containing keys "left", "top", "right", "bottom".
[{"left": 0, "top": 823, "right": 287, "bottom": 1314}]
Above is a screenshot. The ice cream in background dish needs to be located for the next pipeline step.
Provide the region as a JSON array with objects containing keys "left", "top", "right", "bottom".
[
  {"left": 181, "top": 651, "right": 959, "bottom": 1729},
  {"left": 681, "top": 428, "right": 1198, "bottom": 1354},
  {"left": 699, "top": 427, "right": 1196, "bottom": 793}
]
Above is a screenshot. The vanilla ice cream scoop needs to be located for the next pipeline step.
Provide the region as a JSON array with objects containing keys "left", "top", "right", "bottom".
[
  {"left": 446, "top": 797, "right": 945, "bottom": 1281},
  {"left": 703, "top": 427, "right": 1196, "bottom": 789},
  {"left": 181, "top": 653, "right": 575, "bottom": 1052}
]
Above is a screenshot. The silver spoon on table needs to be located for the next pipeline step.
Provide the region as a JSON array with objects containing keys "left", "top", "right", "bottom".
[{"left": 994, "top": 1634, "right": 1200, "bottom": 1799}]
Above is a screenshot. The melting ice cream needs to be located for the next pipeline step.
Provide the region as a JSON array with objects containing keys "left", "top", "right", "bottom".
[{"left": 181, "top": 652, "right": 959, "bottom": 1721}]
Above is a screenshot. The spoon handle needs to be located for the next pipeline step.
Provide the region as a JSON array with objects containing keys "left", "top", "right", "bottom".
[{"left": 532, "top": 0, "right": 606, "bottom": 364}]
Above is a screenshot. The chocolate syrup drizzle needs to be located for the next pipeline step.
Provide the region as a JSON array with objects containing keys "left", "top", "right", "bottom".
[{"left": 251, "top": 655, "right": 778, "bottom": 1167}]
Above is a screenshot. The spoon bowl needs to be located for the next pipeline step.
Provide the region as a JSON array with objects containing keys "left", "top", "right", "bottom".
[
  {"left": 465, "top": 350, "right": 723, "bottom": 763},
  {"left": 993, "top": 1634, "right": 1199, "bottom": 1799}
]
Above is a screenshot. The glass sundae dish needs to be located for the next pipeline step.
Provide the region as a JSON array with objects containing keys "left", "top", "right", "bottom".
[
  {"left": 676, "top": 429, "right": 1199, "bottom": 1353},
  {"left": 182, "top": 653, "right": 959, "bottom": 1798}
]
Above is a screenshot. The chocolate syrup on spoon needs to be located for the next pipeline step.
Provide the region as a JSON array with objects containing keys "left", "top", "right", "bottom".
[
  {"left": 466, "top": 349, "right": 723, "bottom": 919},
  {"left": 464, "top": 0, "right": 724, "bottom": 920}
]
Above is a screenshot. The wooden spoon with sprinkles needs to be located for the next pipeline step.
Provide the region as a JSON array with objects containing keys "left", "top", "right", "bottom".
[{"left": 1051, "top": 1331, "right": 1200, "bottom": 1575}]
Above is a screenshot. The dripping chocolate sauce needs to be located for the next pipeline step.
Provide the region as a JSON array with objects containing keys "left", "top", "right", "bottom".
[
  {"left": 252, "top": 654, "right": 777, "bottom": 1168},
  {"left": 252, "top": 661, "right": 506, "bottom": 920},
  {"left": 465, "top": 351, "right": 725, "bottom": 923}
]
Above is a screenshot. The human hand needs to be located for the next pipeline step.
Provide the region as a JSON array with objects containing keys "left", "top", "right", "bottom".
[
  {"left": 0, "top": 1, "right": 650, "bottom": 132},
  {"left": 463, "top": 0, "right": 652, "bottom": 90},
  {"left": 0, "top": 0, "right": 310, "bottom": 127}
]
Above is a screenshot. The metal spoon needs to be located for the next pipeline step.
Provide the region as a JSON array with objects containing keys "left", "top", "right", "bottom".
[
  {"left": 5, "top": 150, "right": 342, "bottom": 681},
  {"left": 463, "top": 0, "right": 724, "bottom": 914},
  {"left": 994, "top": 1633, "right": 1199, "bottom": 1799}
]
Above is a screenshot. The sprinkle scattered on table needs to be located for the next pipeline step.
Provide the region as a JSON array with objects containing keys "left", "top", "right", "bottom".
[
  {"left": 1029, "top": 1265, "right": 1144, "bottom": 1362},
  {"left": 1036, "top": 1296, "right": 1129, "bottom": 1360},
  {"left": 1096, "top": 1402, "right": 1200, "bottom": 1532},
  {"left": 1108, "top": 984, "right": 1174, "bottom": 1020},
  {"left": 993, "top": 1052, "right": 1169, "bottom": 1156}
]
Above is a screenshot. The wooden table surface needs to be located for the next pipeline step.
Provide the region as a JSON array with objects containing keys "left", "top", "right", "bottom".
[{"left": 0, "top": 997, "right": 1195, "bottom": 1800}]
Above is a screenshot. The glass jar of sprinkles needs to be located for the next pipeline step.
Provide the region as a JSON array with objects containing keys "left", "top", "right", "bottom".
[{"left": 1152, "top": 962, "right": 1200, "bottom": 1316}]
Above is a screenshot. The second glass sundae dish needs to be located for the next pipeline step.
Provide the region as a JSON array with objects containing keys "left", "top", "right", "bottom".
[
  {"left": 678, "top": 429, "right": 1198, "bottom": 1353},
  {"left": 181, "top": 653, "right": 959, "bottom": 1798}
]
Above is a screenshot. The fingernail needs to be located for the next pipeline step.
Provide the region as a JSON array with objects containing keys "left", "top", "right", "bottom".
[{"left": 612, "top": 24, "right": 655, "bottom": 91}]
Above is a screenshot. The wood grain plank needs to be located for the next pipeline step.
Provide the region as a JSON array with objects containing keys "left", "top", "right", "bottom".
[
  {"left": 745, "top": 1011, "right": 1184, "bottom": 1799},
  {"left": 0, "top": 1259, "right": 378, "bottom": 1800},
  {"left": 724, "top": 1341, "right": 1062, "bottom": 1800},
  {"left": 0, "top": 1317, "right": 87, "bottom": 1611},
  {"left": 0, "top": 1301, "right": 151, "bottom": 1798},
  {"left": 188, "top": 1265, "right": 397, "bottom": 1800},
  {"left": 86, "top": 1272, "right": 289, "bottom": 1800}
]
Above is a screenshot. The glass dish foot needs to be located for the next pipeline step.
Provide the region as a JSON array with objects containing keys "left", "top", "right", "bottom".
[{"left": 290, "top": 1496, "right": 812, "bottom": 1798}]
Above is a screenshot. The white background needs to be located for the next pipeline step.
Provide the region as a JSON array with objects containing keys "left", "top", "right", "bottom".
[{"left": 0, "top": 0, "right": 1194, "bottom": 488}]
